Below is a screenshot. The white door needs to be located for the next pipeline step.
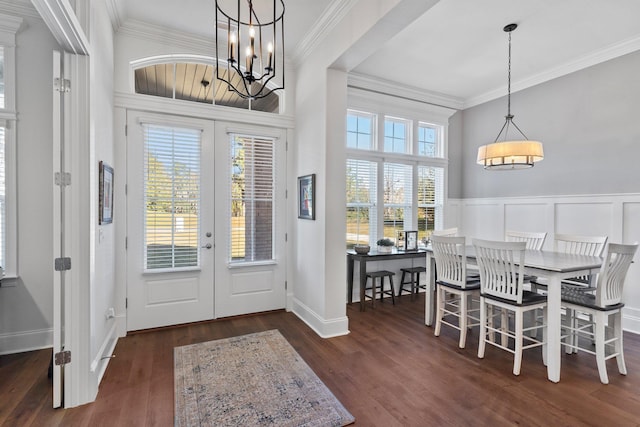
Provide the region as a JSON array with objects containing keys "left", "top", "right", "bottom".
[
  {"left": 126, "top": 112, "right": 215, "bottom": 330},
  {"left": 213, "top": 123, "right": 287, "bottom": 317}
]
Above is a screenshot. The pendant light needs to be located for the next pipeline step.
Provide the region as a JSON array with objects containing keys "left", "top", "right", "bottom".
[{"left": 477, "top": 23, "right": 544, "bottom": 170}]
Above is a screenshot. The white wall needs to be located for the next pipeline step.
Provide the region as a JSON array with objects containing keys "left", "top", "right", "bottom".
[{"left": 0, "top": 8, "right": 59, "bottom": 354}]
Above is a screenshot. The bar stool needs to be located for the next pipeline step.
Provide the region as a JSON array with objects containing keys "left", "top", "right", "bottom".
[
  {"left": 397, "top": 266, "right": 426, "bottom": 301},
  {"left": 364, "top": 270, "right": 395, "bottom": 309}
]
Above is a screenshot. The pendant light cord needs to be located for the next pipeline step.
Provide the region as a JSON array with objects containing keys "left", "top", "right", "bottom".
[{"left": 507, "top": 30, "right": 512, "bottom": 118}]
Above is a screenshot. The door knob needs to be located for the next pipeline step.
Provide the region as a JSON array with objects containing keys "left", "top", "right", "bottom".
[{"left": 201, "top": 243, "right": 212, "bottom": 249}]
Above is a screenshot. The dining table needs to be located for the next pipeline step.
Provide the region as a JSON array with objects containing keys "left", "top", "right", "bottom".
[
  {"left": 347, "top": 248, "right": 427, "bottom": 311},
  {"left": 424, "top": 245, "right": 603, "bottom": 383}
]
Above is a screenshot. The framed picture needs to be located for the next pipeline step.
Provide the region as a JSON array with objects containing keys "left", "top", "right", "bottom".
[
  {"left": 298, "top": 174, "right": 315, "bottom": 220},
  {"left": 99, "top": 161, "right": 114, "bottom": 225},
  {"left": 405, "top": 231, "right": 418, "bottom": 251},
  {"left": 396, "top": 230, "right": 405, "bottom": 250}
]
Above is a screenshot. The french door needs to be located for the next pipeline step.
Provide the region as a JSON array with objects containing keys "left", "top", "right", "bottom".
[
  {"left": 126, "top": 112, "right": 215, "bottom": 330},
  {"left": 126, "top": 113, "right": 286, "bottom": 330}
]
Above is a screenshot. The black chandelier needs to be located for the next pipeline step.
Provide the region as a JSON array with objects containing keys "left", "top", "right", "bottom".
[{"left": 215, "top": 0, "right": 285, "bottom": 100}]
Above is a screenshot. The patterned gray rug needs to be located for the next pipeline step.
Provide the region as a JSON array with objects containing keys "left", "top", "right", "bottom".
[{"left": 174, "top": 329, "right": 355, "bottom": 427}]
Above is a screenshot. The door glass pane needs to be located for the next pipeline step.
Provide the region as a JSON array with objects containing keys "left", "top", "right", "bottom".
[
  {"left": 143, "top": 124, "right": 201, "bottom": 270},
  {"left": 230, "top": 134, "right": 275, "bottom": 263},
  {"left": 383, "top": 163, "right": 412, "bottom": 240},
  {"left": 346, "top": 159, "right": 377, "bottom": 247}
]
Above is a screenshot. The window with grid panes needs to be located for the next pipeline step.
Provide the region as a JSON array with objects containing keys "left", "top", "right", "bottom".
[
  {"left": 346, "top": 110, "right": 375, "bottom": 150},
  {"left": 229, "top": 134, "right": 275, "bottom": 263},
  {"left": 346, "top": 159, "right": 377, "bottom": 247},
  {"left": 418, "top": 122, "right": 441, "bottom": 157},
  {"left": 346, "top": 108, "right": 446, "bottom": 249},
  {"left": 384, "top": 116, "right": 410, "bottom": 153}
]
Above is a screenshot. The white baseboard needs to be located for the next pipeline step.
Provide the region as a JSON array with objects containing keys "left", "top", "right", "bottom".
[
  {"left": 623, "top": 307, "right": 640, "bottom": 335},
  {"left": 291, "top": 298, "right": 350, "bottom": 338},
  {"left": 0, "top": 328, "right": 52, "bottom": 355},
  {"left": 90, "top": 321, "right": 119, "bottom": 382}
]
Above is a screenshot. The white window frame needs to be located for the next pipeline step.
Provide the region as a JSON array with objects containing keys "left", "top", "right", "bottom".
[
  {"left": 346, "top": 87, "right": 454, "bottom": 247},
  {"left": 0, "top": 14, "right": 21, "bottom": 280}
]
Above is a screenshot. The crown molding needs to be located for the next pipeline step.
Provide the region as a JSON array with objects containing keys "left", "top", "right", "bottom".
[
  {"left": 464, "top": 34, "right": 640, "bottom": 109},
  {"left": 117, "top": 19, "right": 214, "bottom": 52},
  {"left": 292, "top": 0, "right": 357, "bottom": 67},
  {"left": 105, "top": 0, "right": 121, "bottom": 32},
  {"left": 348, "top": 72, "right": 464, "bottom": 111},
  {"left": 0, "top": 0, "right": 40, "bottom": 19}
]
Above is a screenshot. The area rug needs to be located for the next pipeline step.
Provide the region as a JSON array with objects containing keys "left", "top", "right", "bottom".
[{"left": 174, "top": 329, "right": 355, "bottom": 427}]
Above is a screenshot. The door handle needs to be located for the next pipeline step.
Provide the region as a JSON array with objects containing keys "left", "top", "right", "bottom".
[{"left": 201, "top": 243, "right": 212, "bottom": 249}]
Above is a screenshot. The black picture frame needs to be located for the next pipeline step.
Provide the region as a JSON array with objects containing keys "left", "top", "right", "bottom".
[
  {"left": 99, "top": 161, "right": 114, "bottom": 225},
  {"left": 298, "top": 174, "right": 315, "bottom": 220},
  {"left": 405, "top": 230, "right": 418, "bottom": 251}
]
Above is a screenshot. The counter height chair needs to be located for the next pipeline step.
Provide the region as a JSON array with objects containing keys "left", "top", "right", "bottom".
[
  {"left": 473, "top": 239, "right": 547, "bottom": 376},
  {"left": 432, "top": 236, "right": 481, "bottom": 348},
  {"left": 561, "top": 242, "right": 638, "bottom": 384}
]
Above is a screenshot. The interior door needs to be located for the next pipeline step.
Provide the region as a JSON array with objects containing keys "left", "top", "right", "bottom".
[
  {"left": 213, "top": 123, "right": 287, "bottom": 317},
  {"left": 126, "top": 111, "right": 215, "bottom": 330}
]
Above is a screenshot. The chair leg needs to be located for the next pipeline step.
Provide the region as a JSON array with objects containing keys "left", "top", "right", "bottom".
[
  {"left": 614, "top": 311, "right": 627, "bottom": 376},
  {"left": 388, "top": 276, "right": 395, "bottom": 305},
  {"left": 398, "top": 270, "right": 407, "bottom": 297},
  {"left": 371, "top": 277, "right": 377, "bottom": 308},
  {"left": 478, "top": 299, "right": 487, "bottom": 358},
  {"left": 564, "top": 308, "right": 575, "bottom": 355},
  {"left": 459, "top": 292, "right": 468, "bottom": 349},
  {"left": 594, "top": 311, "right": 609, "bottom": 384},
  {"left": 434, "top": 285, "right": 443, "bottom": 337},
  {"left": 513, "top": 310, "right": 524, "bottom": 376},
  {"left": 501, "top": 308, "right": 509, "bottom": 348}
]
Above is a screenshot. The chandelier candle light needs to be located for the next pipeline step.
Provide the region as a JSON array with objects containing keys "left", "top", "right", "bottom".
[
  {"left": 215, "top": 0, "right": 285, "bottom": 100},
  {"left": 477, "top": 23, "right": 544, "bottom": 170}
]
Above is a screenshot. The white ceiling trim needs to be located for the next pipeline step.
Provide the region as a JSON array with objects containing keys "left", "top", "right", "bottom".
[
  {"left": 104, "top": 0, "right": 121, "bottom": 32},
  {"left": 292, "top": 0, "right": 356, "bottom": 67},
  {"left": 348, "top": 72, "right": 464, "bottom": 111},
  {"left": 31, "top": 0, "right": 89, "bottom": 55},
  {"left": 464, "top": 34, "right": 640, "bottom": 109},
  {"left": 118, "top": 19, "right": 214, "bottom": 52},
  {"left": 1, "top": 0, "right": 39, "bottom": 19}
]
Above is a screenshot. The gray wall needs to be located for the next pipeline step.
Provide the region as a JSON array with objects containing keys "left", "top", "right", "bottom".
[
  {"left": 447, "top": 110, "right": 463, "bottom": 199},
  {"left": 460, "top": 50, "right": 640, "bottom": 199}
]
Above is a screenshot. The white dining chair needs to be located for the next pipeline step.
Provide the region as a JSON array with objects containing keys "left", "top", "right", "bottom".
[
  {"left": 432, "top": 227, "right": 458, "bottom": 237},
  {"left": 473, "top": 238, "right": 547, "bottom": 376},
  {"left": 561, "top": 242, "right": 638, "bottom": 384},
  {"left": 505, "top": 230, "right": 547, "bottom": 250},
  {"left": 432, "top": 236, "right": 481, "bottom": 348}
]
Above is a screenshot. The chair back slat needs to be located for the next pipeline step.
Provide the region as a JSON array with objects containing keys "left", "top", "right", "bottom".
[
  {"left": 554, "top": 233, "right": 607, "bottom": 257},
  {"left": 431, "top": 236, "right": 468, "bottom": 288},
  {"left": 473, "top": 239, "right": 527, "bottom": 304},
  {"left": 505, "top": 230, "right": 546, "bottom": 250},
  {"left": 596, "top": 243, "right": 638, "bottom": 307}
]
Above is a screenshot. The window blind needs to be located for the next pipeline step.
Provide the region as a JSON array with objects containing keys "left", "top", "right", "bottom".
[
  {"left": 346, "top": 159, "right": 378, "bottom": 247},
  {"left": 230, "top": 134, "right": 275, "bottom": 263},
  {"left": 418, "top": 166, "right": 444, "bottom": 241},
  {"left": 383, "top": 162, "right": 413, "bottom": 239},
  {"left": 143, "top": 124, "right": 201, "bottom": 269}
]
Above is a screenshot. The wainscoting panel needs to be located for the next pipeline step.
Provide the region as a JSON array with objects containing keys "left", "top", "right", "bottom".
[{"left": 448, "top": 193, "right": 640, "bottom": 333}]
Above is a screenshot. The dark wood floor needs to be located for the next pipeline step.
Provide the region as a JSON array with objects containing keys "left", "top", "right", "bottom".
[{"left": 3, "top": 293, "right": 640, "bottom": 426}]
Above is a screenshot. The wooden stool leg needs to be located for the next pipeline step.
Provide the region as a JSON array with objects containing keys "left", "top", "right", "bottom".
[{"left": 389, "top": 275, "right": 395, "bottom": 305}]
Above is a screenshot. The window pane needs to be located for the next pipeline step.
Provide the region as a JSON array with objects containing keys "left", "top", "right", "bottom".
[
  {"left": 418, "top": 166, "right": 444, "bottom": 245},
  {"left": 230, "top": 135, "right": 275, "bottom": 262},
  {"left": 144, "top": 125, "right": 201, "bottom": 269},
  {"left": 383, "top": 163, "right": 412, "bottom": 240},
  {"left": 384, "top": 117, "right": 410, "bottom": 153},
  {"left": 418, "top": 122, "right": 441, "bottom": 157},
  {"left": 346, "top": 110, "right": 374, "bottom": 150},
  {"left": 346, "top": 159, "right": 377, "bottom": 247}
]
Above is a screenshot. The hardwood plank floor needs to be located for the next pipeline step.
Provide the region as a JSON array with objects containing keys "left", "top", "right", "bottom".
[{"left": 2, "top": 293, "right": 640, "bottom": 426}]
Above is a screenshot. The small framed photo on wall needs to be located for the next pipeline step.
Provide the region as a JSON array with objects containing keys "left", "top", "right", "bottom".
[
  {"left": 99, "top": 161, "right": 114, "bottom": 224},
  {"left": 298, "top": 174, "right": 315, "bottom": 220}
]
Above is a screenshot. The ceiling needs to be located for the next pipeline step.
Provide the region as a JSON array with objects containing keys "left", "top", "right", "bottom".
[{"left": 111, "top": 0, "right": 640, "bottom": 109}]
